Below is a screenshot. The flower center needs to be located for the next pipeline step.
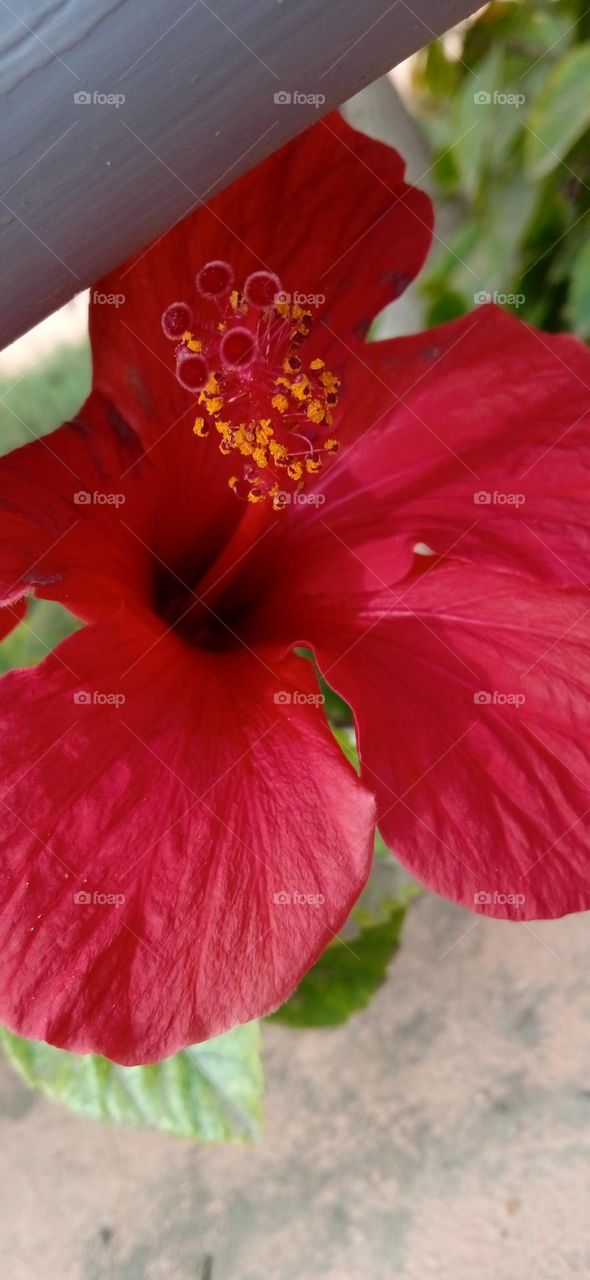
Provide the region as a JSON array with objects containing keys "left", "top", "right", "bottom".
[{"left": 162, "top": 263, "right": 341, "bottom": 509}]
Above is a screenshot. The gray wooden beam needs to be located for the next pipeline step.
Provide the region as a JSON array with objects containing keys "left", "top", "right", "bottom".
[{"left": 0, "top": 0, "right": 475, "bottom": 348}]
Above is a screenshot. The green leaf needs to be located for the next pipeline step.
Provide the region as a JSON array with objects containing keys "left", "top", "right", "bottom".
[
  {"left": 0, "top": 599, "right": 81, "bottom": 673},
  {"left": 421, "top": 38, "right": 461, "bottom": 98},
  {"left": 567, "top": 235, "right": 590, "bottom": 336},
  {"left": 272, "top": 722, "right": 417, "bottom": 1027},
  {"left": 268, "top": 899, "right": 407, "bottom": 1028},
  {"left": 526, "top": 44, "right": 590, "bottom": 178},
  {"left": 331, "top": 727, "right": 403, "bottom": 864},
  {"left": 425, "top": 289, "right": 468, "bottom": 327},
  {"left": 331, "top": 725, "right": 359, "bottom": 772},
  {"left": 449, "top": 47, "right": 508, "bottom": 199},
  {"left": 0, "top": 1022, "right": 263, "bottom": 1142}
]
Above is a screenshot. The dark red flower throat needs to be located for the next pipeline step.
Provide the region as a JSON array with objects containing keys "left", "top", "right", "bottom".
[{"left": 152, "top": 498, "right": 273, "bottom": 652}]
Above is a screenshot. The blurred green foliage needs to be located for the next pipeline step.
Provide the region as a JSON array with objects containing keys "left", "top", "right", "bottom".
[
  {"left": 408, "top": 0, "right": 590, "bottom": 335},
  {"left": 0, "top": 341, "right": 91, "bottom": 456},
  {"left": 0, "top": 599, "right": 81, "bottom": 674}
]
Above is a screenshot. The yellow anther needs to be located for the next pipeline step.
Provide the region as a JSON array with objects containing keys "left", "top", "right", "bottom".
[
  {"left": 169, "top": 267, "right": 343, "bottom": 505},
  {"left": 234, "top": 427, "right": 253, "bottom": 456},
  {"left": 293, "top": 311, "right": 312, "bottom": 335},
  {"left": 291, "top": 377, "right": 311, "bottom": 402},
  {"left": 320, "top": 371, "right": 340, "bottom": 393},
  {"left": 307, "top": 399, "right": 326, "bottom": 425},
  {"left": 256, "top": 419, "right": 274, "bottom": 445},
  {"left": 269, "top": 440, "right": 288, "bottom": 464},
  {"left": 182, "top": 331, "right": 203, "bottom": 352}
]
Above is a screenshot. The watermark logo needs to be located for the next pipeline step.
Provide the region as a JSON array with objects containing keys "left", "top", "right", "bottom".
[
  {"left": 273, "top": 891, "right": 325, "bottom": 906},
  {"left": 473, "top": 90, "right": 525, "bottom": 108},
  {"left": 474, "top": 290, "right": 525, "bottom": 308},
  {"left": 473, "top": 690, "right": 525, "bottom": 707},
  {"left": 73, "top": 690, "right": 126, "bottom": 707},
  {"left": 473, "top": 890, "right": 526, "bottom": 908},
  {"left": 91, "top": 290, "right": 125, "bottom": 308},
  {"left": 74, "top": 889, "right": 125, "bottom": 907},
  {"left": 74, "top": 490, "right": 126, "bottom": 507},
  {"left": 274, "top": 690, "right": 325, "bottom": 707},
  {"left": 74, "top": 90, "right": 125, "bottom": 108},
  {"left": 274, "top": 289, "right": 325, "bottom": 308},
  {"left": 473, "top": 490, "right": 525, "bottom": 507},
  {"left": 273, "top": 90, "right": 326, "bottom": 109},
  {"left": 274, "top": 490, "right": 325, "bottom": 508}
]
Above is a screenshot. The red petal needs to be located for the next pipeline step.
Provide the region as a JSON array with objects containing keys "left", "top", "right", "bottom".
[
  {"left": 0, "top": 596, "right": 26, "bottom": 641},
  {"left": 323, "top": 307, "right": 590, "bottom": 586},
  {"left": 234, "top": 307, "right": 590, "bottom": 614},
  {"left": 0, "top": 609, "right": 374, "bottom": 1063},
  {"left": 0, "top": 394, "right": 151, "bottom": 619},
  {"left": 0, "top": 392, "right": 242, "bottom": 620},
  {"left": 261, "top": 561, "right": 590, "bottom": 920},
  {"left": 90, "top": 113, "right": 432, "bottom": 444}
]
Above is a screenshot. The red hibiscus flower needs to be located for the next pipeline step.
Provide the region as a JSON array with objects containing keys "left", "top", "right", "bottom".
[{"left": 0, "top": 113, "right": 589, "bottom": 1066}]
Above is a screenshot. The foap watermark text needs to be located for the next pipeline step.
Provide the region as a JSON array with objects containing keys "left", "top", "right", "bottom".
[
  {"left": 474, "top": 290, "right": 525, "bottom": 308},
  {"left": 273, "top": 891, "right": 325, "bottom": 906},
  {"left": 74, "top": 490, "right": 126, "bottom": 507},
  {"left": 274, "top": 289, "right": 325, "bottom": 308},
  {"left": 74, "top": 690, "right": 126, "bottom": 707},
  {"left": 74, "top": 90, "right": 125, "bottom": 108},
  {"left": 274, "top": 691, "right": 325, "bottom": 707},
  {"left": 74, "top": 889, "right": 125, "bottom": 907},
  {"left": 474, "top": 490, "right": 525, "bottom": 506},
  {"left": 274, "top": 490, "right": 325, "bottom": 508},
  {"left": 91, "top": 290, "right": 125, "bottom": 307},
  {"left": 473, "top": 690, "right": 525, "bottom": 707},
  {"left": 274, "top": 90, "right": 325, "bottom": 109},
  {"left": 474, "top": 890, "right": 526, "bottom": 908},
  {"left": 473, "top": 90, "right": 525, "bottom": 108}
]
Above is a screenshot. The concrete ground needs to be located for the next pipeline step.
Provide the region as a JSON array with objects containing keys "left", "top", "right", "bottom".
[{"left": 1, "top": 891, "right": 589, "bottom": 1280}]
